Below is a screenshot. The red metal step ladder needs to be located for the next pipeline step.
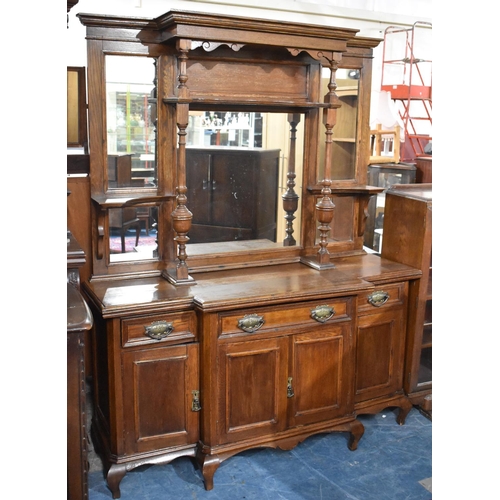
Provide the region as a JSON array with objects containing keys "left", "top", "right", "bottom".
[{"left": 381, "top": 21, "right": 432, "bottom": 162}]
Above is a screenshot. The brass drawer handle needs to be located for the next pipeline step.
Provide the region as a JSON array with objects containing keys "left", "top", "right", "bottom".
[
  {"left": 368, "top": 291, "right": 390, "bottom": 307},
  {"left": 311, "top": 305, "right": 335, "bottom": 323},
  {"left": 237, "top": 314, "right": 265, "bottom": 333},
  {"left": 287, "top": 377, "right": 294, "bottom": 398},
  {"left": 144, "top": 320, "right": 174, "bottom": 340}
]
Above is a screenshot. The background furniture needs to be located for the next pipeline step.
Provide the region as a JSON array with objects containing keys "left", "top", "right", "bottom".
[
  {"left": 363, "top": 162, "right": 416, "bottom": 252},
  {"left": 109, "top": 207, "right": 141, "bottom": 253},
  {"left": 381, "top": 184, "right": 432, "bottom": 415},
  {"left": 415, "top": 156, "right": 432, "bottom": 183},
  {"left": 67, "top": 236, "right": 93, "bottom": 500},
  {"left": 369, "top": 124, "right": 401, "bottom": 164},
  {"left": 107, "top": 154, "right": 133, "bottom": 188}
]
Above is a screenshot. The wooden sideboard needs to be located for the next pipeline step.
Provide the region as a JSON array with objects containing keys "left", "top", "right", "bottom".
[
  {"left": 83, "top": 254, "right": 419, "bottom": 497},
  {"left": 67, "top": 234, "right": 93, "bottom": 500},
  {"left": 76, "top": 9, "right": 423, "bottom": 498}
]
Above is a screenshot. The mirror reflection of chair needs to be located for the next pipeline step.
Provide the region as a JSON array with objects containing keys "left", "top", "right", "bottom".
[
  {"left": 109, "top": 207, "right": 141, "bottom": 252},
  {"left": 136, "top": 206, "right": 151, "bottom": 235}
]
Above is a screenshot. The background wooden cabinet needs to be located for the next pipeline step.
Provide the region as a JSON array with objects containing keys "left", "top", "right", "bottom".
[
  {"left": 381, "top": 184, "right": 432, "bottom": 414},
  {"left": 364, "top": 163, "right": 417, "bottom": 252}
]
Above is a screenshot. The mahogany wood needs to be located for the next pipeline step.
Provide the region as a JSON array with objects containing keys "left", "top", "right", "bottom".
[
  {"left": 75, "top": 9, "right": 423, "bottom": 497},
  {"left": 381, "top": 184, "right": 432, "bottom": 409},
  {"left": 67, "top": 280, "right": 93, "bottom": 500},
  {"left": 83, "top": 255, "right": 420, "bottom": 496},
  {"left": 415, "top": 156, "right": 432, "bottom": 183}
]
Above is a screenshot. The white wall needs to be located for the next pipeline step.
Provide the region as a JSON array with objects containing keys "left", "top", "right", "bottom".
[{"left": 66, "top": 0, "right": 432, "bottom": 72}]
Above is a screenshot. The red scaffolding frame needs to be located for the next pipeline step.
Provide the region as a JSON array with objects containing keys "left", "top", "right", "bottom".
[{"left": 381, "top": 22, "right": 432, "bottom": 162}]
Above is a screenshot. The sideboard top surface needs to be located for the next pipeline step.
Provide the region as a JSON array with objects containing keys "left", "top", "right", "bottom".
[
  {"left": 387, "top": 183, "right": 432, "bottom": 202},
  {"left": 83, "top": 255, "right": 421, "bottom": 317}
]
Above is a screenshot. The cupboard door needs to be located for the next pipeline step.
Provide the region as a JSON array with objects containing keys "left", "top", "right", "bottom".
[
  {"left": 355, "top": 309, "right": 405, "bottom": 403},
  {"left": 122, "top": 343, "right": 200, "bottom": 454},
  {"left": 288, "top": 325, "right": 353, "bottom": 427},
  {"left": 217, "top": 337, "right": 288, "bottom": 445}
]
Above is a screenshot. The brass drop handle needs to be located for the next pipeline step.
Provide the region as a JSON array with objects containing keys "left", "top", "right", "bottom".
[
  {"left": 237, "top": 314, "right": 265, "bottom": 333},
  {"left": 191, "top": 390, "right": 201, "bottom": 412},
  {"left": 311, "top": 305, "right": 335, "bottom": 323},
  {"left": 144, "top": 320, "right": 174, "bottom": 340},
  {"left": 287, "top": 377, "right": 294, "bottom": 398},
  {"left": 367, "top": 291, "right": 390, "bottom": 307}
]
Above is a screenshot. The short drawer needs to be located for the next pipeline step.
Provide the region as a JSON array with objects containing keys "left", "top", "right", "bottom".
[
  {"left": 122, "top": 310, "right": 197, "bottom": 347},
  {"left": 357, "top": 282, "right": 407, "bottom": 314},
  {"left": 219, "top": 297, "right": 352, "bottom": 337}
]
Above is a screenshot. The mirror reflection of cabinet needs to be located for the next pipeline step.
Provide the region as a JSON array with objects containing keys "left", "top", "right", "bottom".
[
  {"left": 186, "top": 148, "right": 280, "bottom": 243},
  {"left": 320, "top": 73, "right": 359, "bottom": 181},
  {"left": 187, "top": 111, "right": 262, "bottom": 148}
]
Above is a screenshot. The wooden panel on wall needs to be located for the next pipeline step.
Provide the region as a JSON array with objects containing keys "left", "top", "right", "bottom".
[
  {"left": 187, "top": 57, "right": 311, "bottom": 104},
  {"left": 67, "top": 175, "right": 92, "bottom": 284}
]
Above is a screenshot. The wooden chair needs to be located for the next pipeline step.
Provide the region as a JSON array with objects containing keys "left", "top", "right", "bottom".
[
  {"left": 369, "top": 124, "right": 401, "bottom": 164},
  {"left": 109, "top": 207, "right": 141, "bottom": 252}
]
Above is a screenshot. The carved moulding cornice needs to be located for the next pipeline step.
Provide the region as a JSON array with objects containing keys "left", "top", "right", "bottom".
[{"left": 287, "top": 48, "right": 342, "bottom": 67}]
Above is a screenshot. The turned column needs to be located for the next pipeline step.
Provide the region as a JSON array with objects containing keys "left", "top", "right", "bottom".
[
  {"left": 315, "top": 53, "right": 342, "bottom": 268},
  {"left": 164, "top": 39, "right": 195, "bottom": 284},
  {"left": 282, "top": 113, "right": 300, "bottom": 246}
]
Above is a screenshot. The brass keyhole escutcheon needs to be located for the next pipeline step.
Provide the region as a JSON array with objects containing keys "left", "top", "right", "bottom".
[
  {"left": 287, "top": 377, "right": 295, "bottom": 398},
  {"left": 191, "top": 390, "right": 201, "bottom": 412}
]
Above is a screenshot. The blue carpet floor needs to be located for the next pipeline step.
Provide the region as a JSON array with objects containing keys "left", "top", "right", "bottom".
[{"left": 88, "top": 408, "right": 431, "bottom": 500}]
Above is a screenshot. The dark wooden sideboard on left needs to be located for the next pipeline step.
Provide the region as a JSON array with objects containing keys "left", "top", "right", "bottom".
[{"left": 67, "top": 235, "right": 93, "bottom": 500}]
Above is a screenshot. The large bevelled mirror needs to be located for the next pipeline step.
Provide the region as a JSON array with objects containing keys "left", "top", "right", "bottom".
[
  {"left": 103, "top": 55, "right": 306, "bottom": 265},
  {"left": 105, "top": 56, "right": 159, "bottom": 263},
  {"left": 106, "top": 56, "right": 157, "bottom": 190},
  {"left": 185, "top": 110, "right": 304, "bottom": 254}
]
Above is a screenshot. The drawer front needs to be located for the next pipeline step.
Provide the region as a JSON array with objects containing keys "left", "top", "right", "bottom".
[
  {"left": 219, "top": 297, "right": 352, "bottom": 337},
  {"left": 122, "top": 310, "right": 197, "bottom": 347},
  {"left": 357, "top": 283, "right": 407, "bottom": 314}
]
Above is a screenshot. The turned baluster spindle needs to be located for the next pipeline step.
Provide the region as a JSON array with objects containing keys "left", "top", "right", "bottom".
[
  {"left": 282, "top": 113, "right": 301, "bottom": 246},
  {"left": 171, "top": 40, "right": 193, "bottom": 281},
  {"left": 316, "top": 54, "right": 341, "bottom": 266}
]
